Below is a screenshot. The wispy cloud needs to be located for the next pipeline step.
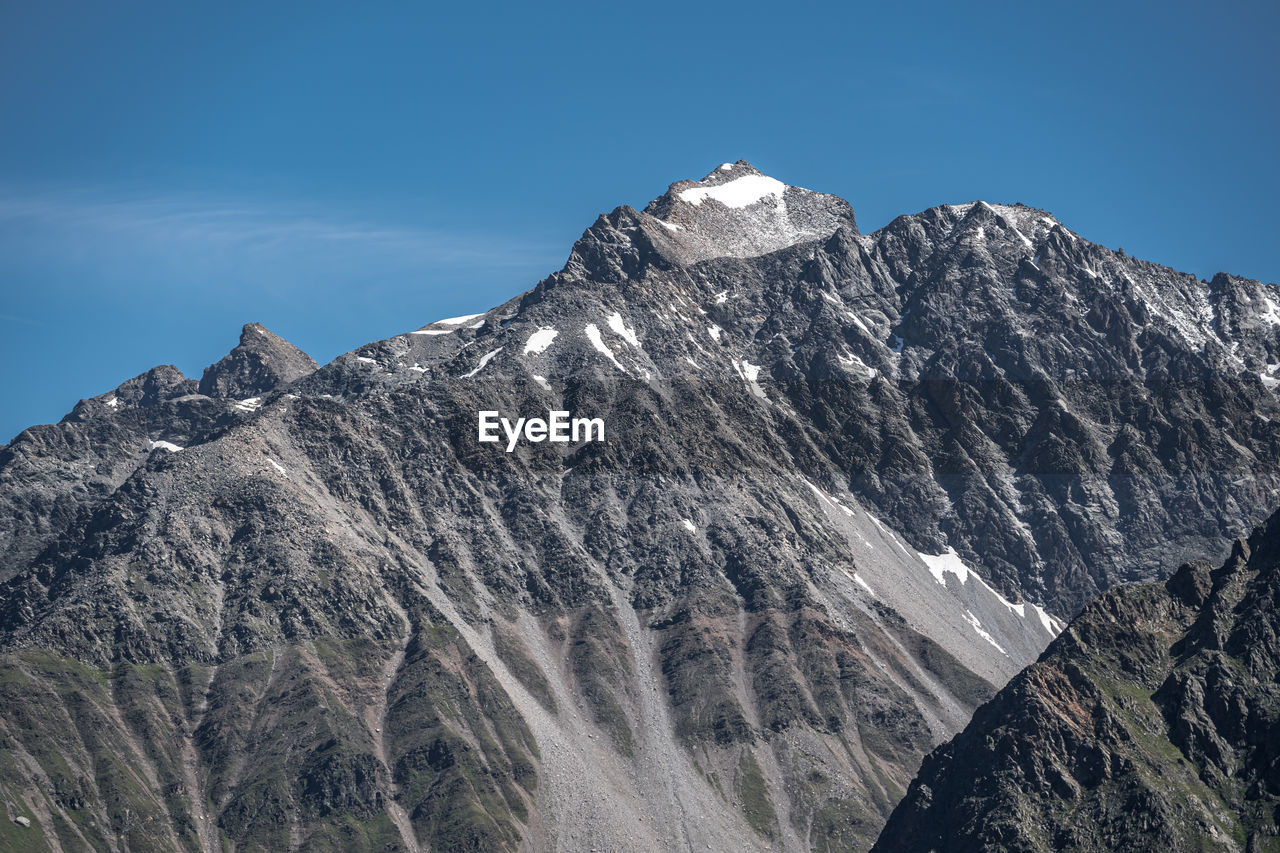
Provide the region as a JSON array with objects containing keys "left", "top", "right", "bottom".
[
  {"left": 0, "top": 311, "right": 50, "bottom": 328},
  {"left": 0, "top": 186, "right": 560, "bottom": 270}
]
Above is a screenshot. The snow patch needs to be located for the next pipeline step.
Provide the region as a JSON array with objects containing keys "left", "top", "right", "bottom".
[
  {"left": 678, "top": 174, "right": 787, "bottom": 209},
  {"left": 920, "top": 547, "right": 973, "bottom": 586},
  {"left": 104, "top": 397, "right": 119, "bottom": 409},
  {"left": 532, "top": 375, "right": 552, "bottom": 391},
  {"left": 523, "top": 327, "right": 559, "bottom": 355},
  {"left": 462, "top": 347, "right": 503, "bottom": 379},
  {"left": 584, "top": 324, "right": 627, "bottom": 372},
  {"left": 963, "top": 611, "right": 1008, "bottom": 655},
  {"left": 733, "top": 359, "right": 767, "bottom": 399},
  {"left": 355, "top": 356, "right": 379, "bottom": 365},
  {"left": 150, "top": 440, "right": 183, "bottom": 453},
  {"left": 707, "top": 324, "right": 723, "bottom": 341},
  {"left": 1260, "top": 297, "right": 1280, "bottom": 326},
  {"left": 681, "top": 519, "right": 696, "bottom": 533},
  {"left": 1262, "top": 364, "right": 1280, "bottom": 389},
  {"left": 921, "top": 547, "right": 1062, "bottom": 636},
  {"left": 235, "top": 397, "right": 263, "bottom": 412},
  {"left": 1028, "top": 603, "right": 1064, "bottom": 634},
  {"left": 430, "top": 313, "right": 484, "bottom": 326},
  {"left": 411, "top": 329, "right": 455, "bottom": 336},
  {"left": 837, "top": 351, "right": 878, "bottom": 379},
  {"left": 267, "top": 458, "right": 288, "bottom": 477},
  {"left": 607, "top": 312, "right": 640, "bottom": 347},
  {"left": 843, "top": 311, "right": 870, "bottom": 334}
]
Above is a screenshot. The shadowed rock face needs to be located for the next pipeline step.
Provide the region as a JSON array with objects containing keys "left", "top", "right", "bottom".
[
  {"left": 873, "top": 510, "right": 1280, "bottom": 853},
  {"left": 0, "top": 163, "right": 1276, "bottom": 851}
]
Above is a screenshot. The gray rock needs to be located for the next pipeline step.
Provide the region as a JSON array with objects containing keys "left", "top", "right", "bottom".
[{"left": 198, "top": 322, "right": 317, "bottom": 398}]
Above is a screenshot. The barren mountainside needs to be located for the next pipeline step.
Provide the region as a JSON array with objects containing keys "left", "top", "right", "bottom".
[{"left": 0, "top": 162, "right": 1277, "bottom": 851}]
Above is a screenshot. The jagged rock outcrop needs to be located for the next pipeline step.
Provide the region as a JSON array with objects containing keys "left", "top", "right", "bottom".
[
  {"left": 872, "top": 511, "right": 1280, "bottom": 853},
  {"left": 0, "top": 162, "right": 1277, "bottom": 851},
  {"left": 198, "top": 322, "right": 318, "bottom": 398}
]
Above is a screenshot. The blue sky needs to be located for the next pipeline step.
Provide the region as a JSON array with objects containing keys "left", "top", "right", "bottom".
[{"left": 2, "top": 0, "right": 1277, "bottom": 442}]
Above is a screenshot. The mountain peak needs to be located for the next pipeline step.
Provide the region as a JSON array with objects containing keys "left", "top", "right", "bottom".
[
  {"left": 623, "top": 161, "right": 858, "bottom": 265},
  {"left": 556, "top": 162, "right": 857, "bottom": 278},
  {"left": 682, "top": 159, "right": 768, "bottom": 190},
  {"left": 197, "top": 322, "right": 317, "bottom": 398},
  {"left": 557, "top": 162, "right": 857, "bottom": 282}
]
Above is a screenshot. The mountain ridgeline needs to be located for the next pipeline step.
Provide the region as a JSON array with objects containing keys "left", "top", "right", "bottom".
[{"left": 0, "top": 162, "right": 1276, "bottom": 851}]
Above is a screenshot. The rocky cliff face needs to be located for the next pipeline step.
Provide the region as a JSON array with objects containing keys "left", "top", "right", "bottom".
[
  {"left": 0, "top": 162, "right": 1276, "bottom": 851},
  {"left": 872, "top": 509, "right": 1280, "bottom": 853}
]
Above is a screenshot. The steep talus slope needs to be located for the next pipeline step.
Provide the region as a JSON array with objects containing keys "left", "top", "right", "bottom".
[
  {"left": 872, "top": 509, "right": 1280, "bottom": 853},
  {"left": 0, "top": 162, "right": 1276, "bottom": 851}
]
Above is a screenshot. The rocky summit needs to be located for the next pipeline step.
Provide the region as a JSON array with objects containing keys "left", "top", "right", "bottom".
[
  {"left": 872, "top": 508, "right": 1280, "bottom": 853},
  {"left": 0, "top": 162, "right": 1277, "bottom": 851}
]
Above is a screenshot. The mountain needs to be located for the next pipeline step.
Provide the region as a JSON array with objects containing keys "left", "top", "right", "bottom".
[
  {"left": 0, "top": 161, "right": 1276, "bottom": 851},
  {"left": 872, "top": 508, "right": 1280, "bottom": 853}
]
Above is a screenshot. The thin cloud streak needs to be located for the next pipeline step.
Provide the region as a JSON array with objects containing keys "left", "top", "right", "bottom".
[
  {"left": 0, "top": 312, "right": 50, "bottom": 328},
  {"left": 0, "top": 187, "right": 561, "bottom": 270}
]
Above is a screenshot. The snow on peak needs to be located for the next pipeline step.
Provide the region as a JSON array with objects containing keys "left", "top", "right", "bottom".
[
  {"left": 638, "top": 162, "right": 853, "bottom": 264},
  {"left": 678, "top": 173, "right": 788, "bottom": 209}
]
